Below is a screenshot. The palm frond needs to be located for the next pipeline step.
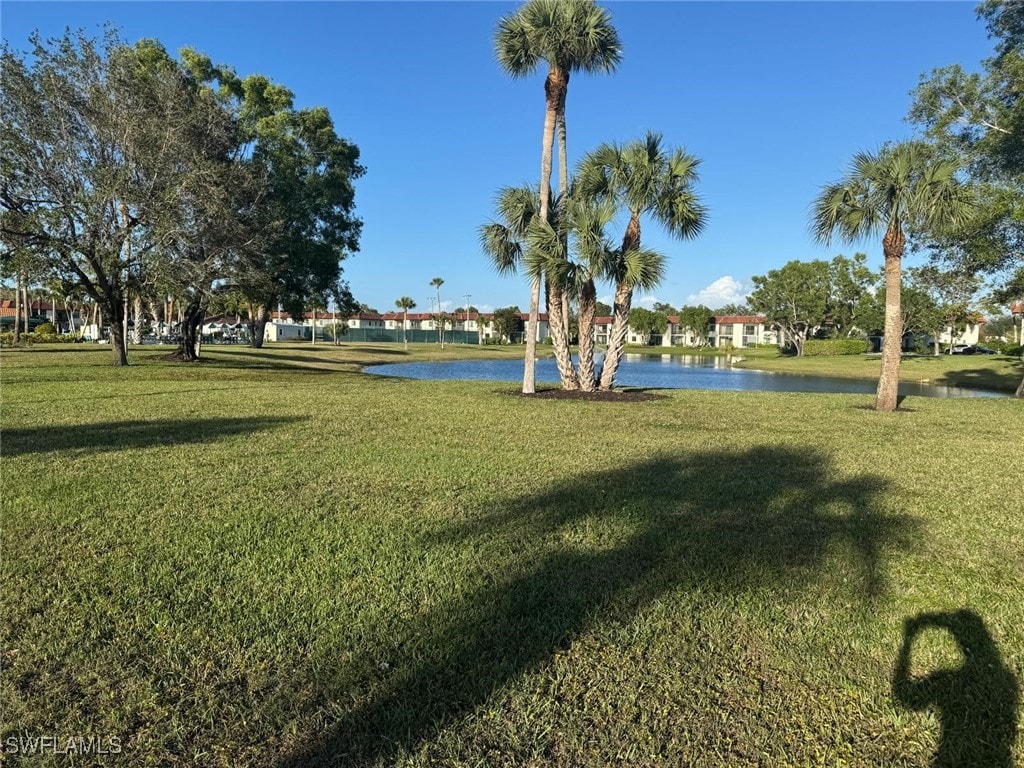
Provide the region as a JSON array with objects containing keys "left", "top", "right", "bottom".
[
  {"left": 620, "top": 247, "right": 666, "bottom": 291},
  {"left": 479, "top": 222, "right": 522, "bottom": 275}
]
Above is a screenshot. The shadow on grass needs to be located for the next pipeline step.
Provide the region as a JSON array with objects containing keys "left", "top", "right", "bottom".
[
  {"left": 281, "top": 446, "right": 920, "bottom": 767},
  {"left": 2, "top": 416, "right": 304, "bottom": 457},
  {"left": 202, "top": 349, "right": 345, "bottom": 368},
  {"left": 894, "top": 609, "right": 1019, "bottom": 767},
  {"left": 938, "top": 362, "right": 1023, "bottom": 395},
  {"left": 197, "top": 348, "right": 412, "bottom": 374}
]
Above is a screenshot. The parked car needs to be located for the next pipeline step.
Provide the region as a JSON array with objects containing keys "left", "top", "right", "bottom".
[{"left": 950, "top": 344, "right": 971, "bottom": 354}]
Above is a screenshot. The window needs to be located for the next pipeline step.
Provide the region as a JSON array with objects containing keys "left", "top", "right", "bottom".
[{"left": 744, "top": 324, "right": 756, "bottom": 336}]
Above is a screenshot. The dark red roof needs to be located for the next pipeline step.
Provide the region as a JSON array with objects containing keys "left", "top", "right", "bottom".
[{"left": 712, "top": 315, "right": 767, "bottom": 324}]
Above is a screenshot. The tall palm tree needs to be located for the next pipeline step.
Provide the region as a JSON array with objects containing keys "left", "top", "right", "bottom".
[
  {"left": 480, "top": 184, "right": 580, "bottom": 389},
  {"left": 495, "top": 0, "right": 621, "bottom": 394},
  {"left": 812, "top": 142, "right": 974, "bottom": 411},
  {"left": 395, "top": 296, "right": 415, "bottom": 350},
  {"left": 430, "top": 277, "right": 444, "bottom": 346},
  {"left": 579, "top": 131, "right": 707, "bottom": 390}
]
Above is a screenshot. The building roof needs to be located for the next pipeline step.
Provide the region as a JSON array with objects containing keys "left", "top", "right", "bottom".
[{"left": 712, "top": 315, "right": 767, "bottom": 324}]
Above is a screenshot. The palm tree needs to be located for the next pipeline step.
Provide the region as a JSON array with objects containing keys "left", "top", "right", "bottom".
[
  {"left": 528, "top": 193, "right": 617, "bottom": 390},
  {"left": 812, "top": 142, "right": 974, "bottom": 411},
  {"left": 430, "top": 277, "right": 444, "bottom": 346},
  {"left": 480, "top": 185, "right": 580, "bottom": 389},
  {"left": 579, "top": 131, "right": 707, "bottom": 390},
  {"left": 495, "top": 0, "right": 621, "bottom": 394},
  {"left": 395, "top": 296, "right": 415, "bottom": 350}
]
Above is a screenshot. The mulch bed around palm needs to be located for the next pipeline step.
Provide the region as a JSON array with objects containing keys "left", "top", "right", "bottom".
[{"left": 510, "top": 388, "right": 665, "bottom": 402}]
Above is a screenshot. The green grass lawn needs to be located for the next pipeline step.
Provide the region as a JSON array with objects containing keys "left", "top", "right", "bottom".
[
  {"left": 2, "top": 343, "right": 1022, "bottom": 766},
  {"left": 730, "top": 349, "right": 1024, "bottom": 394},
  {"left": 622, "top": 345, "right": 1024, "bottom": 395}
]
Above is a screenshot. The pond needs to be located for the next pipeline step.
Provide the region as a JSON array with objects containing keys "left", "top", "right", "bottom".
[{"left": 367, "top": 353, "right": 1002, "bottom": 399}]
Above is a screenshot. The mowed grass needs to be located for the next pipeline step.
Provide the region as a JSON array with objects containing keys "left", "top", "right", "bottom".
[{"left": 1, "top": 343, "right": 1022, "bottom": 767}]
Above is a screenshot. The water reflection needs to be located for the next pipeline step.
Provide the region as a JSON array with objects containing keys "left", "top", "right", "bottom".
[{"left": 367, "top": 355, "right": 1001, "bottom": 399}]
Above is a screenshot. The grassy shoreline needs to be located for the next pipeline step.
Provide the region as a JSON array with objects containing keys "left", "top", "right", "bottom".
[
  {"left": 621, "top": 344, "right": 1024, "bottom": 394},
  {"left": 2, "top": 344, "right": 1022, "bottom": 766}
]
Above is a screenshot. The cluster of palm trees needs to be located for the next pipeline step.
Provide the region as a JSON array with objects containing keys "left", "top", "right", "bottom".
[
  {"left": 482, "top": 0, "right": 707, "bottom": 393},
  {"left": 485, "top": 0, "right": 977, "bottom": 409}
]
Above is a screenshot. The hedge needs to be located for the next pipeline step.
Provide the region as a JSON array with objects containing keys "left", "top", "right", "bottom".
[{"left": 803, "top": 338, "right": 870, "bottom": 356}]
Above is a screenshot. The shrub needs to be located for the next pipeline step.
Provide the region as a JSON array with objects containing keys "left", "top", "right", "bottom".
[
  {"left": 34, "top": 323, "right": 57, "bottom": 335},
  {"left": 803, "top": 338, "right": 870, "bottom": 356}
]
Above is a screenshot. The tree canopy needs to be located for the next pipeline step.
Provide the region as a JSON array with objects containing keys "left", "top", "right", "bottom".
[{"left": 0, "top": 28, "right": 363, "bottom": 361}]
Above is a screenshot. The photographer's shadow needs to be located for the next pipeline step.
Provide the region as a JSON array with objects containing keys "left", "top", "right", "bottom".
[{"left": 893, "top": 609, "right": 1019, "bottom": 767}]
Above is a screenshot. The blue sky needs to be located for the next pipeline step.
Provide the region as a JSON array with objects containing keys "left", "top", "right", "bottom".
[{"left": 2, "top": 1, "right": 993, "bottom": 314}]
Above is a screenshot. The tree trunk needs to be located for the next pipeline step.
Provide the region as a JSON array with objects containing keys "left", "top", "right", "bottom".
[
  {"left": 64, "top": 297, "right": 76, "bottom": 336},
  {"left": 577, "top": 279, "right": 597, "bottom": 391},
  {"left": 599, "top": 281, "right": 634, "bottom": 390},
  {"left": 548, "top": 282, "right": 579, "bottom": 390},
  {"left": 600, "top": 213, "right": 641, "bottom": 390},
  {"left": 132, "top": 295, "right": 144, "bottom": 345},
  {"left": 875, "top": 223, "right": 905, "bottom": 412},
  {"left": 248, "top": 304, "right": 268, "bottom": 348},
  {"left": 1015, "top": 372, "right": 1024, "bottom": 398},
  {"left": 13, "top": 273, "right": 21, "bottom": 343},
  {"left": 22, "top": 283, "right": 30, "bottom": 334},
  {"left": 523, "top": 68, "right": 565, "bottom": 394},
  {"left": 106, "top": 294, "right": 128, "bottom": 366},
  {"left": 523, "top": 276, "right": 540, "bottom": 394},
  {"left": 174, "top": 298, "right": 204, "bottom": 361}
]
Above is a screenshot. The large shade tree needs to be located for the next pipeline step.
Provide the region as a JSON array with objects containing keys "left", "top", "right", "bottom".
[
  {"left": 910, "top": 0, "right": 1024, "bottom": 396},
  {"left": 811, "top": 142, "right": 974, "bottom": 411},
  {"left": 578, "top": 131, "right": 707, "bottom": 390},
  {"left": 494, "top": 0, "right": 621, "bottom": 394},
  {"left": 0, "top": 31, "right": 239, "bottom": 365}
]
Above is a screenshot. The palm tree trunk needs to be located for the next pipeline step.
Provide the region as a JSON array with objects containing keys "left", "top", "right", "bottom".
[
  {"left": 13, "top": 272, "right": 21, "bottom": 344},
  {"left": 577, "top": 278, "right": 597, "bottom": 391},
  {"left": 523, "top": 276, "right": 541, "bottom": 394},
  {"left": 600, "top": 281, "right": 633, "bottom": 390},
  {"left": 548, "top": 283, "right": 579, "bottom": 390},
  {"left": 22, "top": 283, "right": 30, "bottom": 334},
  {"left": 524, "top": 69, "right": 564, "bottom": 394},
  {"left": 600, "top": 213, "right": 641, "bottom": 390},
  {"left": 550, "top": 85, "right": 580, "bottom": 389},
  {"left": 875, "top": 223, "right": 905, "bottom": 411},
  {"left": 1015, "top": 372, "right": 1024, "bottom": 398},
  {"left": 132, "top": 295, "right": 144, "bottom": 345}
]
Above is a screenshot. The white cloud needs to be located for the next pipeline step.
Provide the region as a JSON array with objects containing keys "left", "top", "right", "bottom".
[
  {"left": 635, "top": 294, "right": 662, "bottom": 310},
  {"left": 598, "top": 294, "right": 613, "bottom": 306},
  {"left": 686, "top": 276, "right": 747, "bottom": 308}
]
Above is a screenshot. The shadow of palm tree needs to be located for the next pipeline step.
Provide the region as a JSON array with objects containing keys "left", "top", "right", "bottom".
[
  {"left": 893, "top": 609, "right": 1019, "bottom": 767},
  {"left": 2, "top": 416, "right": 304, "bottom": 457},
  {"left": 938, "top": 362, "right": 1022, "bottom": 394},
  {"left": 281, "top": 446, "right": 919, "bottom": 767}
]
